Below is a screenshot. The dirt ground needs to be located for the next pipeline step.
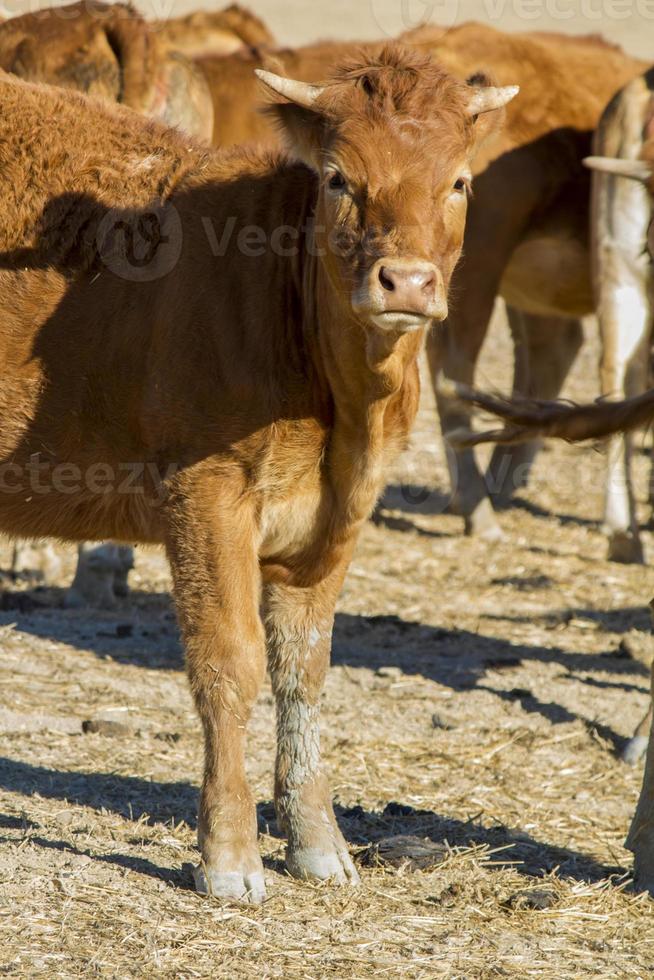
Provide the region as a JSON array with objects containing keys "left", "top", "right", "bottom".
[
  {"left": 1, "top": 1, "right": 654, "bottom": 978},
  {"left": 2, "top": 309, "right": 654, "bottom": 978}
]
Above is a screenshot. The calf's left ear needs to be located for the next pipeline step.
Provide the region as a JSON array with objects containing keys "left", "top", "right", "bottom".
[{"left": 255, "top": 69, "right": 327, "bottom": 169}]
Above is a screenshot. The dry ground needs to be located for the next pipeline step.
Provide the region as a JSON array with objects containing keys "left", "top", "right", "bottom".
[
  {"left": 1, "top": 1, "right": 654, "bottom": 977},
  {"left": 1, "top": 309, "right": 654, "bottom": 977}
]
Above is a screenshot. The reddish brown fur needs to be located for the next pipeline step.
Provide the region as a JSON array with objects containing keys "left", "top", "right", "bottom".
[
  {"left": 0, "top": 46, "right": 504, "bottom": 900},
  {"left": 0, "top": 2, "right": 213, "bottom": 141},
  {"left": 153, "top": 3, "right": 274, "bottom": 58}
]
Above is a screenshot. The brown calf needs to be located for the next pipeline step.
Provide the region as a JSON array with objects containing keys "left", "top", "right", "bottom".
[
  {"left": 196, "top": 24, "right": 645, "bottom": 542},
  {"left": 0, "top": 49, "right": 515, "bottom": 900}
]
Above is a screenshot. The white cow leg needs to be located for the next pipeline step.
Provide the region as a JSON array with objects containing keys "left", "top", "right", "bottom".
[
  {"left": 603, "top": 433, "right": 644, "bottom": 563},
  {"left": 594, "top": 162, "right": 652, "bottom": 563},
  {"left": 622, "top": 705, "right": 652, "bottom": 765},
  {"left": 11, "top": 540, "right": 62, "bottom": 583},
  {"left": 626, "top": 665, "right": 654, "bottom": 891},
  {"left": 65, "top": 543, "right": 122, "bottom": 609},
  {"left": 265, "top": 577, "right": 359, "bottom": 886},
  {"left": 112, "top": 545, "right": 135, "bottom": 597}
]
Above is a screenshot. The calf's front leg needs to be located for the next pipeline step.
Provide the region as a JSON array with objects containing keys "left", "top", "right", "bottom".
[
  {"left": 167, "top": 497, "right": 266, "bottom": 902},
  {"left": 264, "top": 574, "right": 359, "bottom": 885}
]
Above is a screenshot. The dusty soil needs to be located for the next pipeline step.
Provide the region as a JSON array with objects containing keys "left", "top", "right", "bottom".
[
  {"left": 1, "top": 307, "right": 654, "bottom": 977},
  {"left": 1, "top": 2, "right": 654, "bottom": 977}
]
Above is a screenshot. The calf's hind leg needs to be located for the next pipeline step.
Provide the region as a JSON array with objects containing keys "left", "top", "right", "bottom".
[
  {"left": 264, "top": 572, "right": 359, "bottom": 885},
  {"left": 167, "top": 491, "right": 267, "bottom": 902},
  {"left": 487, "top": 309, "right": 583, "bottom": 505}
]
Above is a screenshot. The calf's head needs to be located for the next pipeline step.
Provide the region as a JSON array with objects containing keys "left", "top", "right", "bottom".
[{"left": 257, "top": 47, "right": 517, "bottom": 334}]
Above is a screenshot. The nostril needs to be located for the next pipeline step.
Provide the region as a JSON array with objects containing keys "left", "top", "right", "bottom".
[
  {"left": 379, "top": 266, "right": 395, "bottom": 292},
  {"left": 420, "top": 271, "right": 436, "bottom": 293}
]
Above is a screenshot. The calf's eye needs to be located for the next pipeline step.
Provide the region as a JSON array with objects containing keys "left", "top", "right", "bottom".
[
  {"left": 328, "top": 171, "right": 346, "bottom": 191},
  {"left": 453, "top": 177, "right": 467, "bottom": 192}
]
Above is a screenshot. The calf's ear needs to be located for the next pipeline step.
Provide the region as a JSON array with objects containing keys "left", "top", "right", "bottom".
[{"left": 255, "top": 69, "right": 326, "bottom": 169}]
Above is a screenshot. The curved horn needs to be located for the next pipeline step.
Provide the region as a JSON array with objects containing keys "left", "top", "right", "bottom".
[
  {"left": 254, "top": 69, "right": 324, "bottom": 109},
  {"left": 584, "top": 155, "right": 653, "bottom": 182},
  {"left": 467, "top": 85, "right": 519, "bottom": 117}
]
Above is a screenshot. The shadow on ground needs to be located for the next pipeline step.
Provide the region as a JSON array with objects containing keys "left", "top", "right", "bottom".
[
  {"left": 0, "top": 759, "right": 626, "bottom": 887},
  {"left": 0, "top": 584, "right": 649, "bottom": 745}
]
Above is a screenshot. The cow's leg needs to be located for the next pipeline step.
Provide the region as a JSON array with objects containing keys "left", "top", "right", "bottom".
[
  {"left": 11, "top": 540, "right": 62, "bottom": 583},
  {"left": 592, "top": 117, "right": 653, "bottom": 562},
  {"left": 264, "top": 572, "right": 359, "bottom": 885},
  {"left": 626, "top": 663, "right": 654, "bottom": 891},
  {"left": 599, "top": 283, "right": 651, "bottom": 564},
  {"left": 623, "top": 705, "right": 652, "bottom": 765},
  {"left": 167, "top": 496, "right": 266, "bottom": 902},
  {"left": 428, "top": 301, "right": 501, "bottom": 539},
  {"left": 428, "top": 160, "right": 536, "bottom": 539},
  {"left": 112, "top": 545, "right": 135, "bottom": 597},
  {"left": 65, "top": 543, "right": 122, "bottom": 608},
  {"left": 487, "top": 310, "right": 584, "bottom": 504}
]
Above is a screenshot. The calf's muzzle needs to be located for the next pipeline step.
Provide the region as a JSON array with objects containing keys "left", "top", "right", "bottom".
[{"left": 365, "top": 258, "right": 447, "bottom": 331}]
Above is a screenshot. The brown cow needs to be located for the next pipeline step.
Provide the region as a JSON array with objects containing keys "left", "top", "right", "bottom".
[
  {"left": 0, "top": 2, "right": 214, "bottom": 143},
  {"left": 195, "top": 24, "right": 645, "bottom": 544},
  {"left": 153, "top": 3, "right": 274, "bottom": 59},
  {"left": 0, "top": 49, "right": 516, "bottom": 900},
  {"left": 0, "top": 0, "right": 216, "bottom": 599}
]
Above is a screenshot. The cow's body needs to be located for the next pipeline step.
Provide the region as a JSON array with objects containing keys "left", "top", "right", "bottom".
[
  {"left": 588, "top": 69, "right": 654, "bottom": 563},
  {"left": 0, "top": 3, "right": 214, "bottom": 143},
  {"left": 197, "top": 23, "right": 645, "bottom": 540},
  {"left": 153, "top": 4, "right": 274, "bottom": 59},
  {"left": 0, "top": 49, "right": 513, "bottom": 900},
  {"left": 0, "top": 1, "right": 218, "bottom": 598}
]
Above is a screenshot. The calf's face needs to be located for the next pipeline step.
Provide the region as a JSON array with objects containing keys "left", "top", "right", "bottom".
[{"left": 258, "top": 49, "right": 517, "bottom": 334}]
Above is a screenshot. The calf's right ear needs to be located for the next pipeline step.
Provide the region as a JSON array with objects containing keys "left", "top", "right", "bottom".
[{"left": 255, "top": 69, "right": 326, "bottom": 170}]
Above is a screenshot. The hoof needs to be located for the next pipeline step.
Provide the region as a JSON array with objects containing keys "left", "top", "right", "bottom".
[
  {"left": 461, "top": 497, "right": 503, "bottom": 542},
  {"left": 622, "top": 735, "right": 649, "bottom": 765},
  {"left": 606, "top": 531, "right": 644, "bottom": 565},
  {"left": 286, "top": 844, "right": 360, "bottom": 885},
  {"left": 633, "top": 855, "right": 654, "bottom": 897},
  {"left": 193, "top": 864, "right": 267, "bottom": 904}
]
